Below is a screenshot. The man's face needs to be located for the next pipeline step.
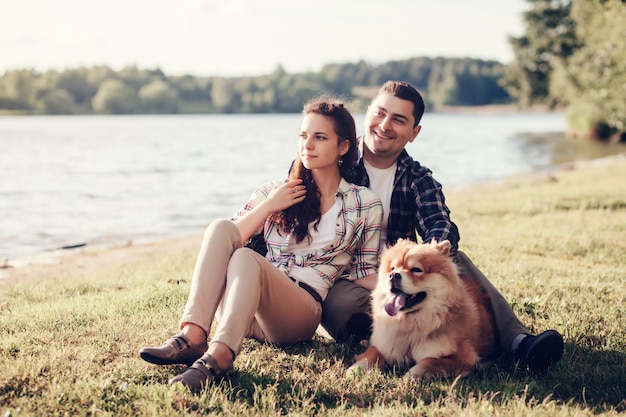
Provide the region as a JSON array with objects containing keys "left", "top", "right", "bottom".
[{"left": 363, "top": 92, "right": 421, "bottom": 167}]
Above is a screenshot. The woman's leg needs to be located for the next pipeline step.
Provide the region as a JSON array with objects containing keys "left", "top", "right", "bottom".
[
  {"left": 169, "top": 247, "right": 322, "bottom": 388},
  {"left": 139, "top": 219, "right": 243, "bottom": 366},
  {"left": 212, "top": 247, "right": 322, "bottom": 356},
  {"left": 179, "top": 219, "right": 243, "bottom": 334}
]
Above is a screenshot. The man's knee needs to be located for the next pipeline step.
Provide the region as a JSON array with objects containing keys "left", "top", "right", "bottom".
[{"left": 322, "top": 280, "right": 372, "bottom": 342}]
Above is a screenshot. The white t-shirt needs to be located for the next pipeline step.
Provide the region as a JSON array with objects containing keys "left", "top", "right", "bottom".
[
  {"left": 364, "top": 159, "right": 396, "bottom": 247},
  {"left": 287, "top": 200, "right": 341, "bottom": 294}
]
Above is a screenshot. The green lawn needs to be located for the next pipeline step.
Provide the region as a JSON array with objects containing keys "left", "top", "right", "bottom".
[{"left": 1, "top": 156, "right": 625, "bottom": 416}]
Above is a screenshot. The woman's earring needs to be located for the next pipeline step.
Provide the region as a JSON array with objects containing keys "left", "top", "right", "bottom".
[{"left": 338, "top": 158, "right": 343, "bottom": 167}]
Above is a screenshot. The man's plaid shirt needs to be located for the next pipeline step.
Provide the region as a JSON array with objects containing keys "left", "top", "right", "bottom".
[{"left": 351, "top": 147, "right": 460, "bottom": 254}]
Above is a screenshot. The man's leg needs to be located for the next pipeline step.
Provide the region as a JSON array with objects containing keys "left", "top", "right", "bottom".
[
  {"left": 321, "top": 279, "right": 372, "bottom": 343},
  {"left": 455, "top": 251, "right": 528, "bottom": 350},
  {"left": 455, "top": 251, "right": 563, "bottom": 370}
]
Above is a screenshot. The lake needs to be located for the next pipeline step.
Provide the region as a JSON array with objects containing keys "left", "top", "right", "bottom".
[{"left": 0, "top": 112, "right": 623, "bottom": 260}]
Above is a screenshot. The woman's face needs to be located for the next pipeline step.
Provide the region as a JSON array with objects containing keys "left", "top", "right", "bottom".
[{"left": 298, "top": 113, "right": 349, "bottom": 171}]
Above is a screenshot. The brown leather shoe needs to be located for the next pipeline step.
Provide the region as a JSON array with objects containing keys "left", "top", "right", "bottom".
[
  {"left": 139, "top": 333, "right": 207, "bottom": 366},
  {"left": 168, "top": 353, "right": 232, "bottom": 389}
]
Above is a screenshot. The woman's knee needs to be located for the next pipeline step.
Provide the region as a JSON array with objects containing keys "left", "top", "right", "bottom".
[
  {"left": 201, "top": 219, "right": 243, "bottom": 249},
  {"left": 205, "top": 218, "right": 237, "bottom": 237},
  {"left": 228, "top": 247, "right": 264, "bottom": 275}
]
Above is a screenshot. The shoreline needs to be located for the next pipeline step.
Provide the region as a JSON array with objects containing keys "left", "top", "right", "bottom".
[
  {"left": 0, "top": 232, "right": 203, "bottom": 288},
  {"left": 432, "top": 103, "right": 564, "bottom": 114},
  {"left": 1, "top": 153, "right": 623, "bottom": 289}
]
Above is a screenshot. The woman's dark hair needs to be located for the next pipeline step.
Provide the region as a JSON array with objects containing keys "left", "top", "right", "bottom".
[{"left": 275, "top": 94, "right": 357, "bottom": 243}]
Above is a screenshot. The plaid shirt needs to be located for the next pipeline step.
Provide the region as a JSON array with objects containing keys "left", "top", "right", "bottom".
[
  {"left": 232, "top": 178, "right": 382, "bottom": 297},
  {"left": 351, "top": 147, "right": 460, "bottom": 254}
]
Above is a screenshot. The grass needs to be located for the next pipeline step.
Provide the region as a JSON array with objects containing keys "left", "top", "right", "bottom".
[{"left": 1, "top": 156, "right": 625, "bottom": 416}]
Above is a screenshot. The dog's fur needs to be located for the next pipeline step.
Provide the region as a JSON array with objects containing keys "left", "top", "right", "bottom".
[{"left": 349, "top": 239, "right": 495, "bottom": 379}]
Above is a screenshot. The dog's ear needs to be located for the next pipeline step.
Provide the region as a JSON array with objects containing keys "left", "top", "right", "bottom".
[{"left": 435, "top": 240, "right": 451, "bottom": 256}]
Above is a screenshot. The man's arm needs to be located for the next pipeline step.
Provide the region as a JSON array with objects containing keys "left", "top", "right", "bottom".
[
  {"left": 353, "top": 273, "right": 378, "bottom": 291},
  {"left": 411, "top": 166, "right": 460, "bottom": 252}
]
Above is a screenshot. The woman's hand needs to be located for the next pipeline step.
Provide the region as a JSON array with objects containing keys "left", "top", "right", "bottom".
[
  {"left": 262, "top": 179, "right": 307, "bottom": 212},
  {"left": 233, "top": 179, "right": 306, "bottom": 242}
]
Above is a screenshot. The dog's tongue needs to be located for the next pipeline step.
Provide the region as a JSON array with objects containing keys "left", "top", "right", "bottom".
[{"left": 384, "top": 293, "right": 406, "bottom": 316}]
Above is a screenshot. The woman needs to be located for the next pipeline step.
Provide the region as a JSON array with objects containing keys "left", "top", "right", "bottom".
[{"left": 139, "top": 96, "right": 382, "bottom": 389}]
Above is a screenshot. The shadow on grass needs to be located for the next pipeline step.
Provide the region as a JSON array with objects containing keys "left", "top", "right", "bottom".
[{"left": 143, "top": 339, "right": 625, "bottom": 414}]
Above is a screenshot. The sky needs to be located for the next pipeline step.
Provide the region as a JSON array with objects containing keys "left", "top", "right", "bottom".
[{"left": 0, "top": 0, "right": 529, "bottom": 77}]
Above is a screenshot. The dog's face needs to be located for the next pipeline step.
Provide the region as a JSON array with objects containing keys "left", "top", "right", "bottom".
[{"left": 377, "top": 239, "right": 456, "bottom": 316}]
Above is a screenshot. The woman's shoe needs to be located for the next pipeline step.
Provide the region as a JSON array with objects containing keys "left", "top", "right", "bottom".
[
  {"left": 139, "top": 333, "right": 207, "bottom": 366},
  {"left": 169, "top": 353, "right": 233, "bottom": 389}
]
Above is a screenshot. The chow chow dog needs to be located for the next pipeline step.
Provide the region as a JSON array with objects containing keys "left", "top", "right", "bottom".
[{"left": 348, "top": 239, "right": 496, "bottom": 379}]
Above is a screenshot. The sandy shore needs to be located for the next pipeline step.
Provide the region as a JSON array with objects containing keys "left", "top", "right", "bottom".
[{"left": 0, "top": 233, "right": 203, "bottom": 288}]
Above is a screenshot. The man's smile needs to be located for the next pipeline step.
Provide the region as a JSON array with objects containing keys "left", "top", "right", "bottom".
[{"left": 372, "top": 129, "right": 395, "bottom": 140}]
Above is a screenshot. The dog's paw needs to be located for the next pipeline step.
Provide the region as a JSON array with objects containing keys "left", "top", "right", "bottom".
[
  {"left": 346, "top": 361, "right": 368, "bottom": 378},
  {"left": 405, "top": 364, "right": 429, "bottom": 380}
]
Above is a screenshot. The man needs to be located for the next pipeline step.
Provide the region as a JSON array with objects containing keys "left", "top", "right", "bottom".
[{"left": 321, "top": 80, "right": 564, "bottom": 371}]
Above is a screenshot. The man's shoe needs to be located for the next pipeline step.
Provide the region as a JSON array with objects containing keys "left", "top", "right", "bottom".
[
  {"left": 139, "top": 333, "right": 207, "bottom": 366},
  {"left": 514, "top": 330, "right": 564, "bottom": 371},
  {"left": 169, "top": 353, "right": 232, "bottom": 389}
]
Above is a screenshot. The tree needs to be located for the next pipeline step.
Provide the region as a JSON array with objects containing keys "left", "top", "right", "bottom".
[
  {"left": 210, "top": 78, "right": 239, "bottom": 112},
  {"left": 39, "top": 88, "right": 76, "bottom": 114},
  {"left": 0, "top": 69, "right": 38, "bottom": 110},
  {"left": 91, "top": 79, "right": 138, "bottom": 114},
  {"left": 275, "top": 75, "right": 322, "bottom": 113},
  {"left": 427, "top": 59, "right": 458, "bottom": 106},
  {"left": 57, "top": 68, "right": 98, "bottom": 108},
  {"left": 138, "top": 80, "right": 180, "bottom": 113},
  {"left": 551, "top": 0, "right": 626, "bottom": 139},
  {"left": 501, "top": 0, "right": 579, "bottom": 107},
  {"left": 118, "top": 65, "right": 163, "bottom": 90}
]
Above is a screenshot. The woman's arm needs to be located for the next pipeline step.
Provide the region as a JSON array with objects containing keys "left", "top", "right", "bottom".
[{"left": 233, "top": 179, "right": 306, "bottom": 242}]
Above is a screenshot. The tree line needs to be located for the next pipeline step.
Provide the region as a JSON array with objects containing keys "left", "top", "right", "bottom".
[
  {"left": 1, "top": 0, "right": 624, "bottom": 140},
  {"left": 0, "top": 57, "right": 509, "bottom": 116}
]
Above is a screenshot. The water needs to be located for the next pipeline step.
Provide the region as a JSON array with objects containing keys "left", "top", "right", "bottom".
[{"left": 0, "top": 112, "right": 623, "bottom": 259}]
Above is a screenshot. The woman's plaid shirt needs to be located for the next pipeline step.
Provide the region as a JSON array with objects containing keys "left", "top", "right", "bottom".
[{"left": 232, "top": 178, "right": 383, "bottom": 291}]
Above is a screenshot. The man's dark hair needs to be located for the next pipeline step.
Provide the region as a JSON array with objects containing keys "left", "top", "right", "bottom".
[{"left": 375, "top": 81, "right": 425, "bottom": 127}]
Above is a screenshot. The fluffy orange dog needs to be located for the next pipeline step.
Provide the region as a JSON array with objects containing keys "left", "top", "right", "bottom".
[{"left": 349, "top": 239, "right": 496, "bottom": 379}]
